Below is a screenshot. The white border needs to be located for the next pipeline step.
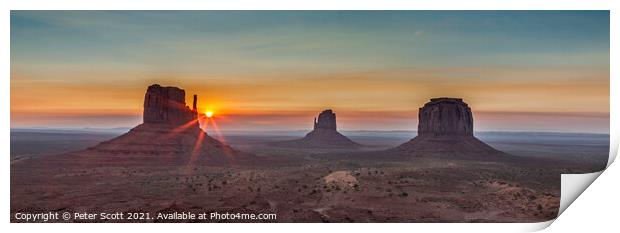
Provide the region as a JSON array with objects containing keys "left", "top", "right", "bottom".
[{"left": 2, "top": 1, "right": 618, "bottom": 232}]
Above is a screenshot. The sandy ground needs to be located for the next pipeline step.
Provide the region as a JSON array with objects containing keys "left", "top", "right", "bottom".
[
  {"left": 12, "top": 151, "right": 582, "bottom": 223},
  {"left": 10, "top": 131, "right": 607, "bottom": 223}
]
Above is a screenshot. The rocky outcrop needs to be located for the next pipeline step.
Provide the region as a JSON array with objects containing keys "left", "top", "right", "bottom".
[
  {"left": 143, "top": 84, "right": 196, "bottom": 125},
  {"left": 395, "top": 98, "right": 503, "bottom": 157},
  {"left": 192, "top": 94, "right": 197, "bottom": 112},
  {"left": 272, "top": 109, "right": 361, "bottom": 149},
  {"left": 314, "top": 110, "right": 337, "bottom": 130},
  {"left": 87, "top": 84, "right": 255, "bottom": 165},
  {"left": 418, "top": 98, "right": 473, "bottom": 136}
]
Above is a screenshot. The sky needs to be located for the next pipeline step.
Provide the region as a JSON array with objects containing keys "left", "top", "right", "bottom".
[{"left": 10, "top": 11, "right": 610, "bottom": 133}]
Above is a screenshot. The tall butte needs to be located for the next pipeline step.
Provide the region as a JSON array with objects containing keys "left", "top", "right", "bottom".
[
  {"left": 395, "top": 98, "right": 503, "bottom": 157},
  {"left": 273, "top": 109, "right": 361, "bottom": 148},
  {"left": 86, "top": 84, "right": 253, "bottom": 165},
  {"left": 142, "top": 84, "right": 196, "bottom": 125}
]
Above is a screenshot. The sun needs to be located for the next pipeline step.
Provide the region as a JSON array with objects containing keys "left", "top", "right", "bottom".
[{"left": 205, "top": 111, "right": 213, "bottom": 118}]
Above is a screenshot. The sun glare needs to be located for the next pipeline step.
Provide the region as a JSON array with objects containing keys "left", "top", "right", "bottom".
[{"left": 206, "top": 111, "right": 213, "bottom": 118}]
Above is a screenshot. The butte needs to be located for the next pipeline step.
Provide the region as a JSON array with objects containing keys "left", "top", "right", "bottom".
[
  {"left": 394, "top": 98, "right": 505, "bottom": 158},
  {"left": 34, "top": 84, "right": 254, "bottom": 167},
  {"left": 272, "top": 109, "right": 361, "bottom": 149}
]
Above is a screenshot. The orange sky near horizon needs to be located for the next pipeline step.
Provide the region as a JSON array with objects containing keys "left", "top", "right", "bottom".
[
  {"left": 10, "top": 11, "right": 610, "bottom": 133},
  {"left": 10, "top": 67, "right": 610, "bottom": 133}
]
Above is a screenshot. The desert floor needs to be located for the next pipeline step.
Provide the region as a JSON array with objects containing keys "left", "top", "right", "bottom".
[{"left": 10, "top": 131, "right": 608, "bottom": 223}]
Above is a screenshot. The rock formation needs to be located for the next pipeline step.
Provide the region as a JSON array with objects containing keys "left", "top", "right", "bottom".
[
  {"left": 314, "top": 109, "right": 337, "bottom": 130},
  {"left": 395, "top": 98, "right": 502, "bottom": 157},
  {"left": 192, "top": 94, "right": 197, "bottom": 112},
  {"left": 143, "top": 84, "right": 196, "bottom": 125},
  {"left": 273, "top": 109, "right": 361, "bottom": 149},
  {"left": 417, "top": 98, "right": 473, "bottom": 136},
  {"left": 85, "top": 84, "right": 254, "bottom": 165}
]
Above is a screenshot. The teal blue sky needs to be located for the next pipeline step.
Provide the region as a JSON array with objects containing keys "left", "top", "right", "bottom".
[
  {"left": 10, "top": 11, "right": 610, "bottom": 133},
  {"left": 12, "top": 11, "right": 609, "bottom": 73}
]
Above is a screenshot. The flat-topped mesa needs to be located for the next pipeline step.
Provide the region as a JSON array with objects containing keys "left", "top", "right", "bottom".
[
  {"left": 143, "top": 84, "right": 197, "bottom": 125},
  {"left": 314, "top": 109, "right": 337, "bottom": 130},
  {"left": 417, "top": 97, "right": 473, "bottom": 137},
  {"left": 395, "top": 97, "right": 503, "bottom": 157}
]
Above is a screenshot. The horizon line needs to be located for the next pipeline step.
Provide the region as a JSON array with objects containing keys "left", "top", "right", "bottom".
[{"left": 10, "top": 126, "right": 610, "bottom": 135}]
